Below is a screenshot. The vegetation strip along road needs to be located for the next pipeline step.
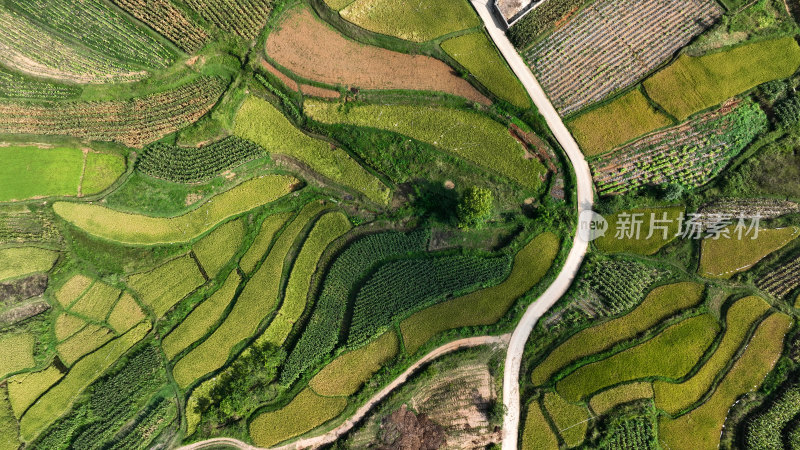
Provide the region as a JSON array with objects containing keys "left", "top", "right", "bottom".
[
  {"left": 180, "top": 2, "right": 595, "bottom": 448},
  {"left": 177, "top": 336, "right": 508, "bottom": 450},
  {"left": 468, "top": 2, "right": 595, "bottom": 449}
]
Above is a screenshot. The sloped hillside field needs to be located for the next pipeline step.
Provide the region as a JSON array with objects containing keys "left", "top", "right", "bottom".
[{"left": 2, "top": 0, "right": 800, "bottom": 448}]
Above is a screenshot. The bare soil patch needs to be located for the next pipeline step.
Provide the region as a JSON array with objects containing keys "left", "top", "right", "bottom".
[
  {"left": 259, "top": 58, "right": 298, "bottom": 90},
  {"left": 378, "top": 405, "right": 446, "bottom": 450},
  {"left": 300, "top": 84, "right": 340, "bottom": 99},
  {"left": 0, "top": 300, "right": 50, "bottom": 326},
  {"left": 266, "top": 8, "right": 489, "bottom": 104},
  {"left": 0, "top": 274, "right": 48, "bottom": 306},
  {"left": 184, "top": 192, "right": 203, "bottom": 206}
]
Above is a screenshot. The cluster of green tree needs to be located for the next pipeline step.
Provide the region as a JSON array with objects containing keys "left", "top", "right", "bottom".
[{"left": 195, "top": 342, "right": 285, "bottom": 425}]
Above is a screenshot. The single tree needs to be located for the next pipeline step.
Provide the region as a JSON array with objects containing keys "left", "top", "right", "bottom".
[{"left": 457, "top": 187, "right": 493, "bottom": 229}]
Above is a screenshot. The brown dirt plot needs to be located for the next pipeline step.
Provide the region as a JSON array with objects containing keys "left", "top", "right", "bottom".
[
  {"left": 266, "top": 8, "right": 489, "bottom": 104},
  {"left": 300, "top": 84, "right": 340, "bottom": 99},
  {"left": 259, "top": 58, "right": 298, "bottom": 90}
]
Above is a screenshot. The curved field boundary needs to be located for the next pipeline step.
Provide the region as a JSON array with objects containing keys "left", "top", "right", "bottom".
[
  {"left": 400, "top": 231, "right": 559, "bottom": 354},
  {"left": 466, "top": 4, "right": 596, "bottom": 448},
  {"left": 233, "top": 97, "right": 389, "bottom": 205},
  {"left": 530, "top": 281, "right": 704, "bottom": 385},
  {"left": 53, "top": 175, "right": 298, "bottom": 245},
  {"left": 337, "top": 0, "right": 480, "bottom": 42},
  {"left": 644, "top": 37, "right": 800, "bottom": 120},
  {"left": 172, "top": 203, "right": 328, "bottom": 389},
  {"left": 555, "top": 313, "right": 720, "bottom": 402},
  {"left": 0, "top": 76, "right": 226, "bottom": 148},
  {"left": 658, "top": 312, "right": 793, "bottom": 450},
  {"left": 178, "top": 335, "right": 508, "bottom": 450},
  {"left": 699, "top": 226, "right": 800, "bottom": 279},
  {"left": 653, "top": 296, "right": 771, "bottom": 415},
  {"left": 304, "top": 100, "right": 546, "bottom": 190},
  {"left": 265, "top": 6, "right": 489, "bottom": 104}
]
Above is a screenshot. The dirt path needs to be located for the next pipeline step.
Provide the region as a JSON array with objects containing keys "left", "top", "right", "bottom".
[
  {"left": 177, "top": 335, "right": 509, "bottom": 450},
  {"left": 468, "top": 1, "right": 595, "bottom": 449}
]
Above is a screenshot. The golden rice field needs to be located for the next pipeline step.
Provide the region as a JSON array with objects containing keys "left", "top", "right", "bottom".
[
  {"left": 53, "top": 175, "right": 298, "bottom": 245},
  {"left": 0, "top": 247, "right": 58, "bottom": 282},
  {"left": 699, "top": 226, "right": 800, "bottom": 279},
  {"left": 309, "top": 331, "right": 399, "bottom": 396},
  {"left": 127, "top": 254, "right": 205, "bottom": 317},
  {"left": 249, "top": 388, "right": 347, "bottom": 447}
]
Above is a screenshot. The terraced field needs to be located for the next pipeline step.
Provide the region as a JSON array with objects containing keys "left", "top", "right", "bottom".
[
  {"left": 591, "top": 100, "right": 767, "bottom": 196},
  {"left": 2, "top": 0, "right": 795, "bottom": 448},
  {"left": 265, "top": 7, "right": 489, "bottom": 104},
  {"left": 336, "top": 0, "right": 479, "bottom": 42},
  {"left": 644, "top": 37, "right": 800, "bottom": 120},
  {"left": 305, "top": 100, "right": 547, "bottom": 190},
  {"left": 53, "top": 175, "right": 298, "bottom": 244},
  {"left": 0, "top": 76, "right": 227, "bottom": 147},
  {"left": 524, "top": 0, "right": 722, "bottom": 114}
]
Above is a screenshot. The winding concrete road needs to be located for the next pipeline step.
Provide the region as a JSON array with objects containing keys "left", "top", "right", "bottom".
[
  {"left": 468, "top": 1, "right": 595, "bottom": 449},
  {"left": 178, "top": 4, "right": 593, "bottom": 449},
  {"left": 178, "top": 335, "right": 509, "bottom": 450}
]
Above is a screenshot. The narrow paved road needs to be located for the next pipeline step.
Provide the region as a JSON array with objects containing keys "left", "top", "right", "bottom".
[
  {"left": 468, "top": 2, "right": 595, "bottom": 449},
  {"left": 178, "top": 335, "right": 509, "bottom": 450},
  {"left": 179, "top": 5, "right": 593, "bottom": 449}
]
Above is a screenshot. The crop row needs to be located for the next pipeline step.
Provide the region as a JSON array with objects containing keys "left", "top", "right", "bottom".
[
  {"left": 0, "top": 206, "right": 59, "bottom": 245},
  {"left": 0, "top": 6, "right": 147, "bottom": 83},
  {"left": 0, "top": 76, "right": 226, "bottom": 148},
  {"left": 137, "top": 137, "right": 265, "bottom": 183},
  {"left": 111, "top": 0, "right": 209, "bottom": 52},
  {"left": 172, "top": 203, "right": 326, "bottom": 388},
  {"left": 8, "top": 0, "right": 174, "bottom": 70},
  {"left": 30, "top": 343, "right": 166, "bottom": 448},
  {"left": 598, "top": 413, "right": 658, "bottom": 450},
  {"left": 20, "top": 323, "right": 151, "bottom": 443},
  {"left": 0, "top": 66, "right": 80, "bottom": 100},
  {"left": 347, "top": 253, "right": 511, "bottom": 348},
  {"left": 261, "top": 211, "right": 352, "bottom": 347},
  {"left": 508, "top": 0, "right": 584, "bottom": 48},
  {"left": 400, "top": 232, "right": 560, "bottom": 354},
  {"left": 757, "top": 253, "right": 800, "bottom": 299},
  {"left": 697, "top": 198, "right": 800, "bottom": 228},
  {"left": 280, "top": 229, "right": 429, "bottom": 386},
  {"left": 591, "top": 100, "right": 767, "bottom": 196},
  {"left": 744, "top": 382, "right": 800, "bottom": 448},
  {"left": 183, "top": 0, "right": 274, "bottom": 40},
  {"left": 108, "top": 396, "right": 176, "bottom": 450},
  {"left": 542, "top": 256, "right": 665, "bottom": 335},
  {"left": 523, "top": 0, "right": 721, "bottom": 114},
  {"left": 580, "top": 258, "right": 664, "bottom": 316}
]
